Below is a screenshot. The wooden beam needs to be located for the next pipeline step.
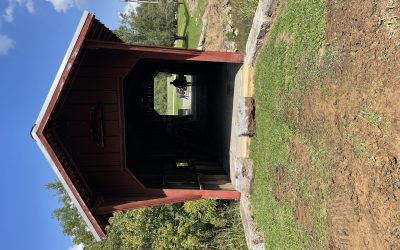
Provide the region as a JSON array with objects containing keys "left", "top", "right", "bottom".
[
  {"left": 84, "top": 40, "right": 244, "bottom": 63},
  {"left": 96, "top": 188, "right": 241, "bottom": 214},
  {"left": 159, "top": 189, "right": 241, "bottom": 200},
  {"left": 96, "top": 194, "right": 202, "bottom": 214}
]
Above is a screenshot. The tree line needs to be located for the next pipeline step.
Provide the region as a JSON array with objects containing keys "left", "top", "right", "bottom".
[
  {"left": 47, "top": 180, "right": 246, "bottom": 249},
  {"left": 114, "top": 0, "right": 185, "bottom": 46}
]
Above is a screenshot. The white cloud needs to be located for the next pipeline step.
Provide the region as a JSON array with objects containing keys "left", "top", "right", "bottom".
[
  {"left": 74, "top": 0, "right": 89, "bottom": 10},
  {"left": 46, "top": 0, "right": 74, "bottom": 13},
  {"left": 0, "top": 33, "right": 15, "bottom": 55},
  {"left": 46, "top": 0, "right": 88, "bottom": 13},
  {"left": 120, "top": 2, "right": 138, "bottom": 17},
  {"left": 68, "top": 243, "right": 84, "bottom": 250},
  {"left": 2, "top": 0, "right": 35, "bottom": 23},
  {"left": 25, "top": 0, "right": 35, "bottom": 14},
  {"left": 3, "top": 3, "right": 15, "bottom": 23}
]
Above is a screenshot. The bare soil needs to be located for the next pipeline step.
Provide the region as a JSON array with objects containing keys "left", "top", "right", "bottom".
[
  {"left": 204, "top": 0, "right": 399, "bottom": 247},
  {"left": 203, "top": 0, "right": 228, "bottom": 50},
  {"left": 298, "top": 0, "right": 400, "bottom": 248}
]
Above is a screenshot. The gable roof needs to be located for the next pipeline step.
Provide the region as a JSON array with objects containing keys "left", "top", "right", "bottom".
[
  {"left": 32, "top": 11, "right": 245, "bottom": 241},
  {"left": 31, "top": 11, "right": 120, "bottom": 240}
]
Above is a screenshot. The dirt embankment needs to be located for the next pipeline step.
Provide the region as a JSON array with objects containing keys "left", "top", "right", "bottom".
[
  {"left": 201, "top": 0, "right": 239, "bottom": 51},
  {"left": 304, "top": 1, "right": 400, "bottom": 248},
  {"left": 202, "top": 0, "right": 400, "bottom": 248}
]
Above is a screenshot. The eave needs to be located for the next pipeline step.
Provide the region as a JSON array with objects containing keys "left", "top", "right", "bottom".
[{"left": 31, "top": 11, "right": 104, "bottom": 241}]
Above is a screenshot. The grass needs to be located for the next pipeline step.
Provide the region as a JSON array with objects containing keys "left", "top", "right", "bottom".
[
  {"left": 346, "top": 133, "right": 368, "bottom": 157},
  {"left": 359, "top": 105, "right": 381, "bottom": 127},
  {"left": 166, "top": 75, "right": 175, "bottom": 114},
  {"left": 166, "top": 75, "right": 183, "bottom": 115},
  {"left": 250, "top": 0, "right": 328, "bottom": 249},
  {"left": 230, "top": 0, "right": 258, "bottom": 52},
  {"left": 165, "top": 0, "right": 208, "bottom": 115},
  {"left": 177, "top": 0, "right": 207, "bottom": 49},
  {"left": 209, "top": 201, "right": 248, "bottom": 250},
  {"left": 173, "top": 88, "right": 183, "bottom": 114}
]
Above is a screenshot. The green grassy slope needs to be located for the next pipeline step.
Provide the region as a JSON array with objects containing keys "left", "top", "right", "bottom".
[{"left": 251, "top": 0, "right": 328, "bottom": 249}]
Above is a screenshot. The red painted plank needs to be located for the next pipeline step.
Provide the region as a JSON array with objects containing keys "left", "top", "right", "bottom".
[
  {"left": 65, "top": 90, "right": 118, "bottom": 104},
  {"left": 58, "top": 105, "right": 119, "bottom": 121},
  {"left": 141, "top": 51, "right": 244, "bottom": 63},
  {"left": 96, "top": 195, "right": 202, "bottom": 214},
  {"left": 67, "top": 136, "right": 121, "bottom": 154},
  {"left": 84, "top": 40, "right": 244, "bottom": 63},
  {"left": 78, "top": 66, "right": 132, "bottom": 78},
  {"left": 64, "top": 120, "right": 120, "bottom": 137},
  {"left": 95, "top": 187, "right": 241, "bottom": 214},
  {"left": 162, "top": 189, "right": 241, "bottom": 199},
  {"left": 72, "top": 77, "right": 118, "bottom": 91},
  {"left": 63, "top": 103, "right": 119, "bottom": 113},
  {"left": 80, "top": 164, "right": 123, "bottom": 173},
  {"left": 82, "top": 172, "right": 145, "bottom": 193},
  {"left": 81, "top": 50, "right": 139, "bottom": 68},
  {"left": 75, "top": 152, "right": 121, "bottom": 166}
]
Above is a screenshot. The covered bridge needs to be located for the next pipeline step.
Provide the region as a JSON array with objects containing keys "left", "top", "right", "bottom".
[{"left": 32, "top": 11, "right": 243, "bottom": 239}]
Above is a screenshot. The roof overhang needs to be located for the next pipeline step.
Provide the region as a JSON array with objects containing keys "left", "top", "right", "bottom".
[
  {"left": 32, "top": 10, "right": 244, "bottom": 241},
  {"left": 31, "top": 11, "right": 104, "bottom": 241}
]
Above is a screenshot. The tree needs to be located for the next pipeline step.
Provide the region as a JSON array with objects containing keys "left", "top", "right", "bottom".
[
  {"left": 46, "top": 180, "right": 96, "bottom": 247},
  {"left": 115, "top": 0, "right": 180, "bottom": 46},
  {"left": 87, "top": 200, "right": 232, "bottom": 250},
  {"left": 47, "top": 180, "right": 247, "bottom": 250},
  {"left": 154, "top": 73, "right": 168, "bottom": 114}
]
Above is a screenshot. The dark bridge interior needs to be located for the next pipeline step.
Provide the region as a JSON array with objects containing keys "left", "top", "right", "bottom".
[{"left": 123, "top": 59, "right": 241, "bottom": 190}]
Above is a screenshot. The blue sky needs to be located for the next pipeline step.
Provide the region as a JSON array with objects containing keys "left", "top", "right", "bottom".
[{"left": 0, "top": 1, "right": 136, "bottom": 249}]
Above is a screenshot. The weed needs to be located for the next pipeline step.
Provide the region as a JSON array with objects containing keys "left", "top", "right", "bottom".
[
  {"left": 319, "top": 46, "right": 341, "bottom": 79},
  {"left": 225, "top": 31, "right": 235, "bottom": 41},
  {"left": 333, "top": 0, "right": 341, "bottom": 10},
  {"left": 342, "top": 117, "right": 349, "bottom": 129},
  {"left": 359, "top": 104, "right": 381, "bottom": 127},
  {"left": 208, "top": 202, "right": 248, "bottom": 250},
  {"left": 347, "top": 133, "right": 368, "bottom": 157},
  {"left": 361, "top": 110, "right": 380, "bottom": 127},
  {"left": 230, "top": 0, "right": 258, "bottom": 52},
  {"left": 298, "top": 51, "right": 319, "bottom": 88},
  {"left": 369, "top": 155, "right": 377, "bottom": 165}
]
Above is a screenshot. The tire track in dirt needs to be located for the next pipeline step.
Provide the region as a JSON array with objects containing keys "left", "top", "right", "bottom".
[{"left": 319, "top": 0, "right": 400, "bottom": 248}]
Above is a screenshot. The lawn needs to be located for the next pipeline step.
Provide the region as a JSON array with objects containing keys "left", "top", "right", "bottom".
[
  {"left": 250, "top": 0, "right": 328, "bottom": 249},
  {"left": 167, "top": 0, "right": 208, "bottom": 115},
  {"left": 165, "top": 75, "right": 181, "bottom": 115},
  {"left": 176, "top": 0, "right": 207, "bottom": 49},
  {"left": 230, "top": 0, "right": 258, "bottom": 52}
]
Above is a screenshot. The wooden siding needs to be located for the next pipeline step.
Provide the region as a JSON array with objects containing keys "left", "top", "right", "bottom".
[
  {"left": 35, "top": 13, "right": 242, "bottom": 237},
  {"left": 53, "top": 48, "right": 144, "bottom": 198}
]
